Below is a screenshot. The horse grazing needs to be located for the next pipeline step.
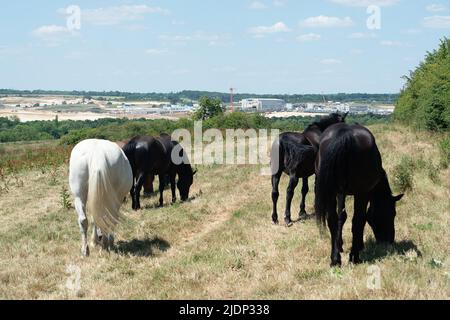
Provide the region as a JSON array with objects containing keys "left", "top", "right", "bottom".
[
  {"left": 123, "top": 134, "right": 195, "bottom": 210},
  {"left": 315, "top": 123, "right": 403, "bottom": 266},
  {"left": 271, "top": 113, "right": 348, "bottom": 226},
  {"left": 69, "top": 139, "right": 133, "bottom": 257},
  {"left": 116, "top": 139, "right": 154, "bottom": 196}
]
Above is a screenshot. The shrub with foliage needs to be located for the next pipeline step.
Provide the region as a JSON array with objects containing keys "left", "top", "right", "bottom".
[
  {"left": 193, "top": 96, "right": 224, "bottom": 120},
  {"left": 393, "top": 156, "right": 415, "bottom": 192},
  {"left": 0, "top": 112, "right": 391, "bottom": 145},
  {"left": 395, "top": 38, "right": 450, "bottom": 131}
]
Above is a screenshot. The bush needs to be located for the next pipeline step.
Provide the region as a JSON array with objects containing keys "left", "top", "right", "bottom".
[
  {"left": 193, "top": 96, "right": 223, "bottom": 120},
  {"left": 393, "top": 156, "right": 415, "bottom": 192},
  {"left": 395, "top": 38, "right": 450, "bottom": 131}
]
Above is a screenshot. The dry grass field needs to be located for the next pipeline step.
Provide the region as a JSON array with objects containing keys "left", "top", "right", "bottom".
[{"left": 0, "top": 124, "right": 449, "bottom": 300}]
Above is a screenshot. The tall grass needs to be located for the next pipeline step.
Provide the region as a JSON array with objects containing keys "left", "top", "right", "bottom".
[{"left": 0, "top": 141, "right": 71, "bottom": 174}]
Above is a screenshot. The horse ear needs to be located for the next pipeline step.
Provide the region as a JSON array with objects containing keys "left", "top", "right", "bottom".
[
  {"left": 343, "top": 112, "right": 349, "bottom": 121},
  {"left": 393, "top": 194, "right": 404, "bottom": 202}
]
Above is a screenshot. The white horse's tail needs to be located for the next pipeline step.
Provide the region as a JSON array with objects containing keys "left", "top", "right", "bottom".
[{"left": 86, "top": 151, "right": 123, "bottom": 235}]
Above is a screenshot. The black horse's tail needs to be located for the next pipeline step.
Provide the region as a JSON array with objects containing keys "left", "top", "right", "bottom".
[{"left": 315, "top": 129, "right": 355, "bottom": 227}]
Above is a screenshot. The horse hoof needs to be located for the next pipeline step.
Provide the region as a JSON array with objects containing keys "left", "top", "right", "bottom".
[
  {"left": 285, "top": 221, "right": 294, "bottom": 228},
  {"left": 349, "top": 254, "right": 361, "bottom": 264},
  {"left": 330, "top": 260, "right": 341, "bottom": 267},
  {"left": 299, "top": 212, "right": 308, "bottom": 221},
  {"left": 81, "top": 246, "right": 90, "bottom": 257}
]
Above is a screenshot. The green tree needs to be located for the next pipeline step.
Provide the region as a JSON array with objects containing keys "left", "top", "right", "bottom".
[
  {"left": 395, "top": 38, "right": 450, "bottom": 131},
  {"left": 194, "top": 96, "right": 223, "bottom": 120}
]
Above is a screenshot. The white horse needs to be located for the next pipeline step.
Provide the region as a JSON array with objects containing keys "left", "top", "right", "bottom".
[{"left": 69, "top": 139, "right": 133, "bottom": 257}]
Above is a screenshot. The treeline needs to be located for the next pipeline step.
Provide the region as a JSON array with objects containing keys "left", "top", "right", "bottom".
[
  {"left": 0, "top": 113, "right": 391, "bottom": 145},
  {"left": 0, "top": 89, "right": 398, "bottom": 104},
  {"left": 395, "top": 38, "right": 450, "bottom": 131}
]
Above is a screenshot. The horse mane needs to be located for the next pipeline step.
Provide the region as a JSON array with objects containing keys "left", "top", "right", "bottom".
[
  {"left": 281, "top": 139, "right": 316, "bottom": 174},
  {"left": 171, "top": 140, "right": 193, "bottom": 177},
  {"left": 305, "top": 113, "right": 342, "bottom": 132},
  {"left": 371, "top": 169, "right": 393, "bottom": 200}
]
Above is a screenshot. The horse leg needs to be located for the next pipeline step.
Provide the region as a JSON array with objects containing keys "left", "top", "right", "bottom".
[
  {"left": 337, "top": 194, "right": 347, "bottom": 253},
  {"left": 101, "top": 233, "right": 114, "bottom": 252},
  {"left": 349, "top": 195, "right": 369, "bottom": 264},
  {"left": 327, "top": 197, "right": 341, "bottom": 267},
  {"left": 143, "top": 174, "right": 154, "bottom": 197},
  {"left": 271, "top": 172, "right": 282, "bottom": 224},
  {"left": 133, "top": 173, "right": 145, "bottom": 211},
  {"left": 158, "top": 174, "right": 165, "bottom": 207},
  {"left": 170, "top": 172, "right": 176, "bottom": 204},
  {"left": 299, "top": 177, "right": 309, "bottom": 220},
  {"left": 91, "top": 223, "right": 102, "bottom": 247},
  {"left": 284, "top": 175, "right": 299, "bottom": 227},
  {"left": 74, "top": 196, "right": 89, "bottom": 257}
]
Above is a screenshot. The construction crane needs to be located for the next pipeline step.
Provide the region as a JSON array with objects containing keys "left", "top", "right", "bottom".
[{"left": 230, "top": 87, "right": 236, "bottom": 112}]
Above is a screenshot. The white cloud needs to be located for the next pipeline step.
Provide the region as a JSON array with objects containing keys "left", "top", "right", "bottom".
[
  {"left": 320, "top": 58, "right": 342, "bottom": 65},
  {"left": 212, "top": 66, "right": 237, "bottom": 73},
  {"left": 32, "top": 25, "right": 70, "bottom": 37},
  {"left": 330, "top": 0, "right": 399, "bottom": 7},
  {"left": 426, "top": 4, "right": 447, "bottom": 13},
  {"left": 248, "top": 22, "right": 291, "bottom": 36},
  {"left": 171, "top": 20, "right": 185, "bottom": 26},
  {"left": 249, "top": 1, "right": 286, "bottom": 9},
  {"left": 422, "top": 15, "right": 450, "bottom": 28},
  {"left": 159, "top": 32, "right": 232, "bottom": 46},
  {"left": 146, "top": 48, "right": 169, "bottom": 55},
  {"left": 380, "top": 40, "right": 411, "bottom": 47},
  {"left": 300, "top": 16, "right": 354, "bottom": 28},
  {"left": 249, "top": 1, "right": 268, "bottom": 10},
  {"left": 82, "top": 5, "right": 169, "bottom": 26},
  {"left": 273, "top": 0, "right": 287, "bottom": 7},
  {"left": 297, "top": 33, "right": 321, "bottom": 42},
  {"left": 402, "top": 28, "right": 422, "bottom": 35},
  {"left": 348, "top": 32, "right": 376, "bottom": 39},
  {"left": 32, "top": 25, "right": 76, "bottom": 46},
  {"left": 350, "top": 49, "right": 364, "bottom": 55},
  {"left": 171, "top": 68, "right": 190, "bottom": 75}
]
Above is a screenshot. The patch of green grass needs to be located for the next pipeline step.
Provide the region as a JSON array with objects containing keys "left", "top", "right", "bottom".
[
  {"left": 429, "top": 258, "right": 444, "bottom": 269},
  {"left": 413, "top": 222, "right": 433, "bottom": 231}
]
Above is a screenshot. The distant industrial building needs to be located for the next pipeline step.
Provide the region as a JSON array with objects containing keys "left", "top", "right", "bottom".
[
  {"left": 349, "top": 105, "right": 370, "bottom": 114},
  {"left": 240, "top": 98, "right": 286, "bottom": 112}
]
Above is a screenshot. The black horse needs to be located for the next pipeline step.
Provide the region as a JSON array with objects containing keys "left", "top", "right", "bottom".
[
  {"left": 315, "top": 123, "right": 403, "bottom": 267},
  {"left": 123, "top": 134, "right": 195, "bottom": 210},
  {"left": 271, "top": 113, "right": 348, "bottom": 226}
]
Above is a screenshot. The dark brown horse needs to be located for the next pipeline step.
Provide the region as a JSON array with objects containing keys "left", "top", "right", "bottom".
[
  {"left": 123, "top": 134, "right": 195, "bottom": 210},
  {"left": 270, "top": 113, "right": 348, "bottom": 226},
  {"left": 315, "top": 123, "right": 403, "bottom": 267},
  {"left": 116, "top": 139, "right": 154, "bottom": 196}
]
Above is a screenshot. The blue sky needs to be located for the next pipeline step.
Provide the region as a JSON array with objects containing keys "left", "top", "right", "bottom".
[{"left": 0, "top": 0, "right": 449, "bottom": 94}]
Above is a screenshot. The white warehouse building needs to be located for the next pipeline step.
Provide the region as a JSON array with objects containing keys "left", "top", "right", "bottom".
[{"left": 240, "top": 98, "right": 286, "bottom": 112}]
